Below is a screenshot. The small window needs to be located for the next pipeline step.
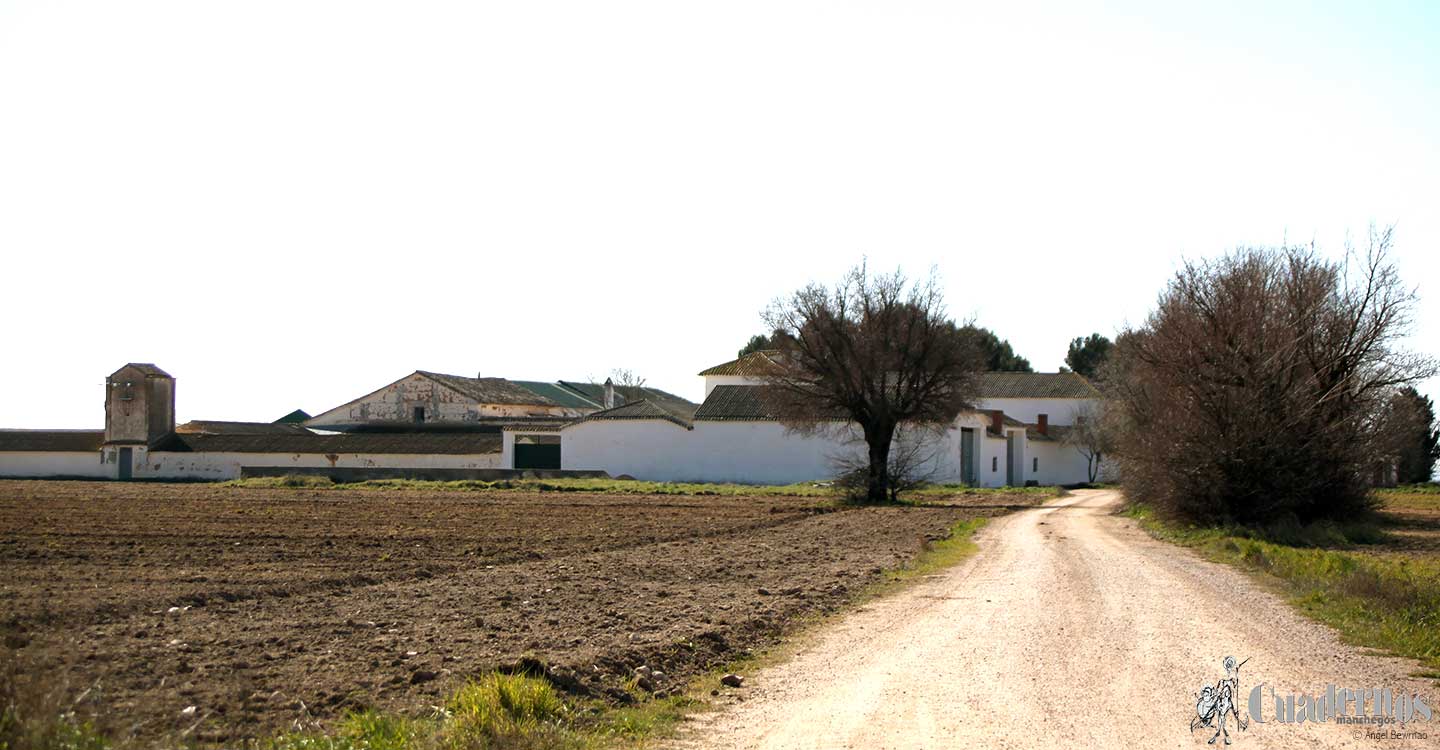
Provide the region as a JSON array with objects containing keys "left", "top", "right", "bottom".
[
  {"left": 413, "top": 406, "right": 426, "bottom": 423},
  {"left": 1033, "top": 457, "right": 1039, "bottom": 473},
  {"left": 992, "top": 456, "right": 998, "bottom": 472}
]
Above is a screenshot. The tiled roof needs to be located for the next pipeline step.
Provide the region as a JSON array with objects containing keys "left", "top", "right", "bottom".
[
  {"left": 176, "top": 421, "right": 312, "bottom": 436},
  {"left": 0, "top": 430, "right": 105, "bottom": 452},
  {"left": 697, "top": 351, "right": 785, "bottom": 377},
  {"left": 571, "top": 399, "right": 694, "bottom": 429},
  {"left": 113, "top": 363, "right": 172, "bottom": 378},
  {"left": 1025, "top": 424, "right": 1073, "bottom": 443},
  {"left": 156, "top": 432, "right": 501, "bottom": 455},
  {"left": 420, "top": 372, "right": 560, "bottom": 407},
  {"left": 977, "top": 372, "right": 1101, "bottom": 399},
  {"left": 693, "top": 385, "right": 792, "bottom": 421},
  {"left": 498, "top": 419, "right": 575, "bottom": 432},
  {"left": 274, "top": 409, "right": 311, "bottom": 424}
]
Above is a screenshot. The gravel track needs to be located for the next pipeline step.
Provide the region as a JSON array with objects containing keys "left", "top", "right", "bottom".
[{"left": 673, "top": 490, "right": 1437, "bottom": 749}]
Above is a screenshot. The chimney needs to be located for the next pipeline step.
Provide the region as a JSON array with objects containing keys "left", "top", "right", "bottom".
[
  {"left": 603, "top": 378, "right": 615, "bottom": 409},
  {"left": 1037, "top": 413, "right": 1048, "bottom": 436},
  {"left": 988, "top": 409, "right": 1004, "bottom": 434}
]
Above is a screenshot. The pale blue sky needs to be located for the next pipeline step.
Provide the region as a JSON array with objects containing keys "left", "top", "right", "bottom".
[{"left": 1, "top": 1, "right": 1435, "bottom": 427}]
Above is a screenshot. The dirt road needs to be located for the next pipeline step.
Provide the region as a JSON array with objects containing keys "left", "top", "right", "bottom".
[{"left": 673, "top": 490, "right": 1437, "bottom": 749}]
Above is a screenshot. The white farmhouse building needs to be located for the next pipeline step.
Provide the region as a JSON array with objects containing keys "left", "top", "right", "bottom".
[
  {"left": 0, "top": 357, "right": 1104, "bottom": 486},
  {"left": 560, "top": 351, "right": 1104, "bottom": 487}
]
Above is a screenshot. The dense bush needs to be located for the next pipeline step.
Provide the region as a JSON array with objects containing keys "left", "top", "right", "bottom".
[{"left": 1109, "top": 230, "right": 1434, "bottom": 524}]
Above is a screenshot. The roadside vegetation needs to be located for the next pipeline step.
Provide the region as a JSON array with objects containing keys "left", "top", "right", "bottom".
[
  {"left": 1126, "top": 486, "right": 1440, "bottom": 678},
  {"left": 1104, "top": 229, "right": 1436, "bottom": 526}
]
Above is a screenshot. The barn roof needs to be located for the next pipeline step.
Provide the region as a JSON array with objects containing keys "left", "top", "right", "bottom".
[
  {"left": 110, "top": 363, "right": 172, "bottom": 379},
  {"left": 155, "top": 432, "right": 502, "bottom": 455},
  {"left": 976, "top": 372, "right": 1101, "bottom": 399},
  {"left": 569, "top": 399, "right": 695, "bottom": 429},
  {"left": 556, "top": 381, "right": 699, "bottom": 417},
  {"left": 698, "top": 350, "right": 785, "bottom": 377},
  {"left": 692, "top": 385, "right": 802, "bottom": 421},
  {"left": 176, "top": 420, "right": 313, "bottom": 436},
  {"left": 1024, "top": 424, "right": 1072, "bottom": 443},
  {"left": 0, "top": 430, "right": 105, "bottom": 452},
  {"left": 513, "top": 381, "right": 602, "bottom": 409},
  {"left": 418, "top": 372, "right": 560, "bottom": 406},
  {"left": 274, "top": 409, "right": 312, "bottom": 424}
]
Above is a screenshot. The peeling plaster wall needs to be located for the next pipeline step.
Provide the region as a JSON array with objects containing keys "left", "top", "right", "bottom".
[{"left": 308, "top": 373, "right": 578, "bottom": 429}]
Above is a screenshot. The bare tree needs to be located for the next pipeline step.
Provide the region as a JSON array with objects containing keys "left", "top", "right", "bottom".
[
  {"left": 608, "top": 368, "right": 647, "bottom": 394},
  {"left": 1064, "top": 401, "right": 1115, "bottom": 483},
  {"left": 762, "top": 262, "right": 983, "bottom": 504},
  {"left": 831, "top": 423, "right": 945, "bottom": 502},
  {"left": 1108, "top": 227, "right": 1436, "bottom": 523}
]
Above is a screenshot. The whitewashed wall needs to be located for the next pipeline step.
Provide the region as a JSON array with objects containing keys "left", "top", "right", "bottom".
[
  {"left": 975, "top": 398, "right": 1092, "bottom": 426},
  {"left": 562, "top": 419, "right": 847, "bottom": 484},
  {"left": 562, "top": 414, "right": 1030, "bottom": 488},
  {"left": 702, "top": 374, "right": 762, "bottom": 397},
  {"left": 0, "top": 451, "right": 109, "bottom": 478},
  {"left": 134, "top": 450, "right": 502, "bottom": 480}
]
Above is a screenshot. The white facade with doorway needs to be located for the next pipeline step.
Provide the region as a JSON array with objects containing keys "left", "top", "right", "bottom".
[{"left": 558, "top": 352, "right": 1105, "bottom": 487}]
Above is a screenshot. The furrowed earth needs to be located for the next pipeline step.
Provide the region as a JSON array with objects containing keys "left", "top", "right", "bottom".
[{"left": 0, "top": 480, "right": 1032, "bottom": 744}]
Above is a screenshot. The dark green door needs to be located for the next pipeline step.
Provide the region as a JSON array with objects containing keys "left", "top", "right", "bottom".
[
  {"left": 960, "top": 428, "right": 975, "bottom": 486},
  {"left": 118, "top": 447, "right": 133, "bottom": 480},
  {"left": 514, "top": 443, "right": 561, "bottom": 470}
]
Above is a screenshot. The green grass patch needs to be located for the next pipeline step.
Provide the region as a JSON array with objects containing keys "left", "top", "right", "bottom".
[
  {"left": 1374, "top": 485, "right": 1440, "bottom": 513},
  {"left": 875, "top": 517, "right": 988, "bottom": 584},
  {"left": 1127, "top": 503, "right": 1440, "bottom": 676}
]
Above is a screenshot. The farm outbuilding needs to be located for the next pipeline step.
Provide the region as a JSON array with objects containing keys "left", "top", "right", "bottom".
[
  {"left": 0, "top": 355, "right": 1109, "bottom": 486},
  {"left": 557, "top": 351, "right": 1107, "bottom": 487}
]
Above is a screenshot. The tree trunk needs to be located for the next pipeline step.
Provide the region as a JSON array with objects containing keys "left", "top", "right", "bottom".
[{"left": 866, "top": 424, "right": 894, "bottom": 504}]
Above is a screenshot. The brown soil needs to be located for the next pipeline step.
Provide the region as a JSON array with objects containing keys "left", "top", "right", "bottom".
[
  {"left": 0, "top": 480, "right": 1024, "bottom": 745},
  {"left": 1375, "top": 490, "right": 1440, "bottom": 557}
]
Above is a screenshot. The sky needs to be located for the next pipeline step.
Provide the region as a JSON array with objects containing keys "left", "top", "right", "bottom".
[{"left": 0, "top": 0, "right": 1436, "bottom": 428}]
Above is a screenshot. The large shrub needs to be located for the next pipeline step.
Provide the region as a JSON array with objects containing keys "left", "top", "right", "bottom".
[{"left": 1109, "top": 229, "right": 1434, "bottom": 524}]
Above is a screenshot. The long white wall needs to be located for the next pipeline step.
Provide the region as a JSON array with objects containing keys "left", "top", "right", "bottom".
[
  {"left": 561, "top": 415, "right": 1046, "bottom": 488},
  {"left": 134, "top": 450, "right": 503, "bottom": 480},
  {"left": 0, "top": 448, "right": 504, "bottom": 481},
  {"left": 0, "top": 452, "right": 110, "bottom": 478}
]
